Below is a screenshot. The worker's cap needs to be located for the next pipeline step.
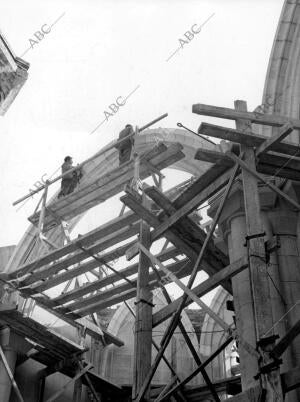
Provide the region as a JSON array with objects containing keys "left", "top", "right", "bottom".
[
  {"left": 125, "top": 124, "right": 133, "bottom": 128},
  {"left": 64, "top": 156, "right": 72, "bottom": 162}
]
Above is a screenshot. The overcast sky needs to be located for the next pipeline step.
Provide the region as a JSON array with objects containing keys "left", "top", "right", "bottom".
[{"left": 0, "top": 0, "right": 283, "bottom": 246}]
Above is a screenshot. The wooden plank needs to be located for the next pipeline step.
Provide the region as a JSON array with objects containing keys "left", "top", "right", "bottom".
[
  {"left": 281, "top": 366, "right": 300, "bottom": 393},
  {"left": 121, "top": 190, "right": 229, "bottom": 285},
  {"left": 199, "top": 122, "right": 299, "bottom": 157},
  {"left": 126, "top": 165, "right": 235, "bottom": 261},
  {"left": 222, "top": 386, "right": 261, "bottom": 402},
  {"left": 227, "top": 152, "right": 300, "bottom": 210},
  {"left": 29, "top": 144, "right": 184, "bottom": 231},
  {"left": 52, "top": 246, "right": 179, "bottom": 305},
  {"left": 139, "top": 243, "right": 230, "bottom": 331},
  {"left": 59, "top": 258, "right": 194, "bottom": 315},
  {"left": 152, "top": 254, "right": 247, "bottom": 328},
  {"left": 272, "top": 319, "right": 300, "bottom": 358},
  {"left": 45, "top": 363, "right": 93, "bottom": 402},
  {"left": 0, "top": 345, "right": 24, "bottom": 402},
  {"left": 20, "top": 293, "right": 124, "bottom": 347},
  {"left": 160, "top": 336, "right": 233, "bottom": 401},
  {"left": 234, "top": 100, "right": 282, "bottom": 399},
  {"left": 49, "top": 145, "right": 184, "bottom": 219},
  {"left": 135, "top": 164, "right": 239, "bottom": 402},
  {"left": 194, "top": 148, "right": 300, "bottom": 181},
  {"left": 256, "top": 122, "right": 293, "bottom": 156},
  {"left": 10, "top": 212, "right": 139, "bottom": 279},
  {"left": 132, "top": 194, "right": 153, "bottom": 401},
  {"left": 144, "top": 186, "right": 229, "bottom": 267},
  {"left": 19, "top": 222, "right": 140, "bottom": 286},
  {"left": 192, "top": 103, "right": 300, "bottom": 130},
  {"left": 30, "top": 239, "right": 139, "bottom": 293}
]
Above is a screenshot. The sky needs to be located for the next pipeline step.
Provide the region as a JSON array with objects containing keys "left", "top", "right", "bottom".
[{"left": 0, "top": 0, "right": 283, "bottom": 248}]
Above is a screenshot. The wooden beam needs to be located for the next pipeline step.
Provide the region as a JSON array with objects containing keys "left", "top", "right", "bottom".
[
  {"left": 272, "top": 319, "right": 300, "bottom": 358},
  {"left": 51, "top": 247, "right": 179, "bottom": 305},
  {"left": 226, "top": 151, "right": 300, "bottom": 210},
  {"left": 234, "top": 99, "right": 282, "bottom": 399},
  {"left": 132, "top": 194, "right": 153, "bottom": 401},
  {"left": 30, "top": 239, "right": 139, "bottom": 293},
  {"left": 198, "top": 122, "right": 299, "bottom": 157},
  {"left": 281, "top": 366, "right": 300, "bottom": 393},
  {"left": 152, "top": 256, "right": 247, "bottom": 328},
  {"left": 145, "top": 187, "right": 228, "bottom": 265},
  {"left": 192, "top": 103, "right": 300, "bottom": 130},
  {"left": 139, "top": 243, "right": 230, "bottom": 331},
  {"left": 121, "top": 190, "right": 229, "bottom": 284},
  {"left": 135, "top": 163, "right": 239, "bottom": 402},
  {"left": 256, "top": 122, "right": 294, "bottom": 156},
  {"left": 222, "top": 385, "right": 261, "bottom": 402},
  {"left": 160, "top": 336, "right": 233, "bottom": 401},
  {"left": 0, "top": 345, "right": 24, "bottom": 402},
  {"left": 10, "top": 212, "right": 139, "bottom": 279},
  {"left": 78, "top": 361, "right": 101, "bottom": 402},
  {"left": 60, "top": 258, "right": 194, "bottom": 315},
  {"left": 45, "top": 363, "right": 93, "bottom": 402},
  {"left": 150, "top": 264, "right": 219, "bottom": 402},
  {"left": 194, "top": 147, "right": 300, "bottom": 181},
  {"left": 19, "top": 222, "right": 141, "bottom": 286}
]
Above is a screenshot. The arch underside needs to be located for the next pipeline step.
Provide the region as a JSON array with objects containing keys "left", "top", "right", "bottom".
[{"left": 7, "top": 128, "right": 214, "bottom": 273}]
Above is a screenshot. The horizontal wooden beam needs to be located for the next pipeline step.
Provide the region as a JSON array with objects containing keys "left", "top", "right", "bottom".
[
  {"left": 281, "top": 366, "right": 300, "bottom": 393},
  {"left": 30, "top": 239, "right": 139, "bottom": 293},
  {"left": 199, "top": 122, "right": 299, "bottom": 157},
  {"left": 152, "top": 256, "right": 247, "bottom": 328},
  {"left": 10, "top": 212, "right": 139, "bottom": 279},
  {"left": 193, "top": 103, "right": 300, "bottom": 130}
]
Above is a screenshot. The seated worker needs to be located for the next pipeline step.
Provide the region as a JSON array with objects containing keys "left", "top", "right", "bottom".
[
  {"left": 115, "top": 124, "right": 135, "bottom": 165},
  {"left": 58, "top": 156, "right": 83, "bottom": 198}
]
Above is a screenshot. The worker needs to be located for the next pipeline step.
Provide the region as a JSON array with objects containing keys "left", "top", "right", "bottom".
[
  {"left": 115, "top": 124, "right": 135, "bottom": 165},
  {"left": 57, "top": 156, "right": 82, "bottom": 198}
]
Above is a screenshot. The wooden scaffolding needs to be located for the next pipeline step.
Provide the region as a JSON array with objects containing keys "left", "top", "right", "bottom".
[{"left": 2, "top": 106, "right": 300, "bottom": 401}]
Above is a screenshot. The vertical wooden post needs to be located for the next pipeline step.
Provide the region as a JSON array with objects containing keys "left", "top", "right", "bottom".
[
  {"left": 235, "top": 100, "right": 283, "bottom": 400},
  {"left": 72, "top": 377, "right": 82, "bottom": 402},
  {"left": 132, "top": 190, "right": 153, "bottom": 401}
]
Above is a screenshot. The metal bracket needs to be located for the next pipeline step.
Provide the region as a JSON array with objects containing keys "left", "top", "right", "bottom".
[
  {"left": 254, "top": 358, "right": 283, "bottom": 380},
  {"left": 244, "top": 231, "right": 266, "bottom": 247}
]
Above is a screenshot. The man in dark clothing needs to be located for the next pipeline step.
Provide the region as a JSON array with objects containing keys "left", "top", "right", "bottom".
[
  {"left": 115, "top": 124, "right": 135, "bottom": 165},
  {"left": 58, "top": 156, "right": 82, "bottom": 198}
]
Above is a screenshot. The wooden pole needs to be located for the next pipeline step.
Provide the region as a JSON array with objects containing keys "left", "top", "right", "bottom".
[
  {"left": 150, "top": 263, "right": 219, "bottom": 402},
  {"left": 160, "top": 336, "right": 233, "bottom": 401},
  {"left": 234, "top": 100, "right": 283, "bottom": 400},
  {"left": 72, "top": 377, "right": 82, "bottom": 402},
  {"left": 45, "top": 363, "right": 93, "bottom": 402},
  {"left": 135, "top": 162, "right": 239, "bottom": 402},
  {"left": 0, "top": 345, "right": 24, "bottom": 402},
  {"left": 132, "top": 190, "right": 153, "bottom": 401},
  {"left": 13, "top": 113, "right": 168, "bottom": 206}
]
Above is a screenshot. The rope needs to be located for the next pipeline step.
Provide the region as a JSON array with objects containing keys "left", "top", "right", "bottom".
[{"left": 263, "top": 300, "right": 300, "bottom": 337}]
